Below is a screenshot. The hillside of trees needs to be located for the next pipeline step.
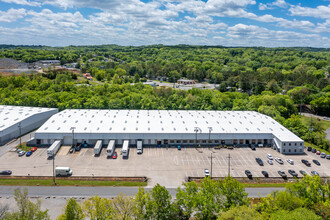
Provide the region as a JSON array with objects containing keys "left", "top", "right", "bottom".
[{"left": 1, "top": 176, "right": 329, "bottom": 219}]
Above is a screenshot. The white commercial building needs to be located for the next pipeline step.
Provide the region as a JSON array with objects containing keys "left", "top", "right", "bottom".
[
  {"left": 0, "top": 105, "right": 58, "bottom": 145},
  {"left": 30, "top": 109, "right": 304, "bottom": 155}
]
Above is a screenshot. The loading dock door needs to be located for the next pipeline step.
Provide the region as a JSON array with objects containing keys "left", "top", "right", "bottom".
[{"left": 63, "top": 136, "right": 72, "bottom": 145}]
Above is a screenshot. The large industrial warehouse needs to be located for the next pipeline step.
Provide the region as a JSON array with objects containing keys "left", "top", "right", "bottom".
[
  {"left": 30, "top": 109, "right": 304, "bottom": 155},
  {"left": 0, "top": 105, "right": 58, "bottom": 145}
]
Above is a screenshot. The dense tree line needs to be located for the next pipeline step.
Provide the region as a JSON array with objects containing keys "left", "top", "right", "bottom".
[
  {"left": 0, "top": 73, "right": 329, "bottom": 151},
  {"left": 1, "top": 176, "right": 329, "bottom": 219}
]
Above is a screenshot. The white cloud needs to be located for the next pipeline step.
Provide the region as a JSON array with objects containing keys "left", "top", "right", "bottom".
[
  {"left": 0, "top": 8, "right": 26, "bottom": 22},
  {"left": 259, "top": 0, "right": 288, "bottom": 10},
  {"left": 1, "top": 0, "right": 40, "bottom": 7},
  {"left": 289, "top": 4, "right": 330, "bottom": 19}
]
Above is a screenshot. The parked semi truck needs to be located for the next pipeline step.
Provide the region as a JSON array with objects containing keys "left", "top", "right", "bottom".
[
  {"left": 94, "top": 140, "right": 103, "bottom": 155},
  {"left": 137, "top": 140, "right": 143, "bottom": 154},
  {"left": 122, "top": 140, "right": 129, "bottom": 157},
  {"left": 106, "top": 140, "right": 115, "bottom": 157},
  {"left": 47, "top": 140, "right": 62, "bottom": 158},
  {"left": 55, "top": 167, "right": 72, "bottom": 177}
]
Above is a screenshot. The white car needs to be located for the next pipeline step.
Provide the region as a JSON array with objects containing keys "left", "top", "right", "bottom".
[
  {"left": 287, "top": 159, "right": 294, "bottom": 165},
  {"left": 275, "top": 157, "right": 284, "bottom": 164},
  {"left": 267, "top": 154, "right": 273, "bottom": 160},
  {"left": 18, "top": 151, "right": 26, "bottom": 157},
  {"left": 267, "top": 160, "right": 273, "bottom": 165},
  {"left": 204, "top": 169, "right": 210, "bottom": 177}
]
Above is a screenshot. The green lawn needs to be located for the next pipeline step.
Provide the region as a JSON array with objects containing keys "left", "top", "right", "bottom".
[
  {"left": 0, "top": 178, "right": 147, "bottom": 187},
  {"left": 300, "top": 115, "right": 330, "bottom": 130}
]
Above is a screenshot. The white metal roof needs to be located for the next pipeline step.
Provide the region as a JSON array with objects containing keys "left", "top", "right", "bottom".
[
  {"left": 37, "top": 110, "right": 302, "bottom": 142},
  {"left": 0, "top": 105, "right": 57, "bottom": 131}
]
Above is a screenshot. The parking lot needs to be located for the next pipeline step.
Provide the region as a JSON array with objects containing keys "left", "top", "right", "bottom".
[{"left": 0, "top": 145, "right": 329, "bottom": 187}]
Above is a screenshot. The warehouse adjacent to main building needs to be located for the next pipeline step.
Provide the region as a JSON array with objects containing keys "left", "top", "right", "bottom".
[
  {"left": 0, "top": 105, "right": 58, "bottom": 145},
  {"left": 29, "top": 109, "right": 304, "bottom": 155}
]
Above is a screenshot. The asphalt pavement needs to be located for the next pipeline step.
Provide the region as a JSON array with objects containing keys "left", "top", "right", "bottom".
[{"left": 0, "top": 186, "right": 284, "bottom": 198}]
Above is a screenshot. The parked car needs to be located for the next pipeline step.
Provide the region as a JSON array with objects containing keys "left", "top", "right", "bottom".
[
  {"left": 275, "top": 158, "right": 284, "bottom": 164},
  {"left": 69, "top": 148, "right": 74, "bottom": 154},
  {"left": 288, "top": 169, "right": 298, "bottom": 177},
  {"left": 256, "top": 158, "right": 264, "bottom": 166},
  {"left": 302, "top": 159, "right": 311, "bottom": 166},
  {"left": 316, "top": 150, "right": 321, "bottom": 155},
  {"left": 267, "top": 154, "right": 273, "bottom": 160},
  {"left": 307, "top": 146, "right": 312, "bottom": 151},
  {"left": 326, "top": 155, "right": 330, "bottom": 160},
  {"left": 278, "top": 170, "right": 287, "bottom": 178},
  {"left": 204, "top": 169, "right": 210, "bottom": 177},
  {"left": 267, "top": 160, "right": 273, "bottom": 165},
  {"left": 112, "top": 152, "right": 117, "bottom": 159},
  {"left": 0, "top": 170, "right": 12, "bottom": 175},
  {"left": 245, "top": 170, "right": 252, "bottom": 178},
  {"left": 17, "top": 149, "right": 22, "bottom": 154},
  {"left": 320, "top": 152, "right": 326, "bottom": 158},
  {"left": 311, "top": 171, "right": 319, "bottom": 176},
  {"left": 26, "top": 151, "right": 32, "bottom": 157},
  {"left": 313, "top": 159, "right": 321, "bottom": 166},
  {"left": 177, "top": 145, "right": 181, "bottom": 150},
  {"left": 18, "top": 151, "right": 25, "bottom": 157},
  {"left": 312, "top": 148, "right": 316, "bottom": 153},
  {"left": 262, "top": 171, "right": 269, "bottom": 178},
  {"left": 30, "top": 147, "right": 37, "bottom": 152},
  {"left": 287, "top": 159, "right": 294, "bottom": 165},
  {"left": 250, "top": 145, "right": 256, "bottom": 151},
  {"left": 299, "top": 170, "right": 307, "bottom": 176}
]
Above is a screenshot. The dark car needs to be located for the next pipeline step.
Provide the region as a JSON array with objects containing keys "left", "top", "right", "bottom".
[
  {"left": 69, "top": 148, "right": 74, "bottom": 154},
  {"left": 307, "top": 146, "right": 312, "bottom": 151},
  {"left": 313, "top": 159, "right": 320, "bottom": 166},
  {"left": 326, "top": 155, "right": 330, "bottom": 160},
  {"left": 278, "top": 170, "right": 287, "bottom": 178},
  {"left": 250, "top": 145, "right": 256, "bottom": 151},
  {"left": 0, "top": 170, "right": 12, "bottom": 175},
  {"left": 312, "top": 148, "right": 316, "bottom": 153},
  {"left": 245, "top": 170, "right": 252, "bottom": 178},
  {"left": 256, "top": 158, "right": 264, "bottom": 166},
  {"left": 262, "top": 171, "right": 269, "bottom": 178},
  {"left": 288, "top": 169, "right": 298, "bottom": 177},
  {"left": 311, "top": 171, "right": 319, "bottom": 176},
  {"left": 299, "top": 170, "right": 307, "bottom": 176},
  {"left": 301, "top": 159, "right": 311, "bottom": 167},
  {"left": 26, "top": 151, "right": 32, "bottom": 157}
]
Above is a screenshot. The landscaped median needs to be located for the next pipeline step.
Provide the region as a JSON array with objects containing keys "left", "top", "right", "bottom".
[{"left": 0, "top": 176, "right": 148, "bottom": 187}]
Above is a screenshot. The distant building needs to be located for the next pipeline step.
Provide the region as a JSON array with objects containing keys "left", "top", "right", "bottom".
[
  {"left": 177, "top": 79, "right": 196, "bottom": 85},
  {"left": 83, "top": 73, "right": 93, "bottom": 80},
  {"left": 39, "top": 60, "right": 60, "bottom": 65}
]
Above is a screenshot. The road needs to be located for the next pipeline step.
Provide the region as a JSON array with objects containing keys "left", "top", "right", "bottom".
[{"left": 0, "top": 186, "right": 284, "bottom": 198}]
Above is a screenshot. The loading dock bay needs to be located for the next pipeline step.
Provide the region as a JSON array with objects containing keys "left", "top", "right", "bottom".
[{"left": 0, "top": 145, "right": 329, "bottom": 187}]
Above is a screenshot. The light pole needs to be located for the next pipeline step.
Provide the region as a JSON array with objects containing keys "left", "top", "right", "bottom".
[
  {"left": 194, "top": 127, "right": 201, "bottom": 148},
  {"left": 227, "top": 154, "right": 232, "bottom": 177},
  {"left": 52, "top": 152, "right": 56, "bottom": 185},
  {"left": 208, "top": 127, "right": 212, "bottom": 148},
  {"left": 71, "top": 127, "right": 76, "bottom": 147},
  {"left": 208, "top": 152, "right": 215, "bottom": 179},
  {"left": 18, "top": 122, "right": 22, "bottom": 147}
]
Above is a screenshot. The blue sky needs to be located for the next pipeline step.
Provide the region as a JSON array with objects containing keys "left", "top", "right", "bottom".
[{"left": 0, "top": 0, "right": 329, "bottom": 47}]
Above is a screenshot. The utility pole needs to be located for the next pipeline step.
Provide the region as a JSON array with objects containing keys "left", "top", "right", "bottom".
[
  {"left": 52, "top": 152, "right": 56, "bottom": 185},
  {"left": 227, "top": 154, "right": 232, "bottom": 177},
  {"left": 18, "top": 122, "right": 22, "bottom": 147},
  {"left": 194, "top": 127, "right": 201, "bottom": 148},
  {"left": 208, "top": 127, "right": 212, "bottom": 148},
  {"left": 208, "top": 153, "right": 215, "bottom": 179},
  {"left": 71, "top": 127, "right": 76, "bottom": 147}
]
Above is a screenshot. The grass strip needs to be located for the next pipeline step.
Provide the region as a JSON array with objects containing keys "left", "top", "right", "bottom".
[{"left": 0, "top": 178, "right": 147, "bottom": 187}]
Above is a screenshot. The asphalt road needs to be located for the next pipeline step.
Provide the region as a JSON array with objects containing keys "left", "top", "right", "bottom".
[{"left": 0, "top": 186, "right": 284, "bottom": 198}]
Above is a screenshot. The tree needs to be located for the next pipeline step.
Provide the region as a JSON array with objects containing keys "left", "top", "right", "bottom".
[
  {"left": 4, "top": 188, "right": 49, "bottom": 220},
  {"left": 270, "top": 207, "right": 321, "bottom": 220},
  {"left": 218, "top": 205, "right": 263, "bottom": 220},
  {"left": 83, "top": 195, "right": 113, "bottom": 220},
  {"left": 145, "top": 184, "right": 172, "bottom": 220},
  {"left": 111, "top": 193, "right": 135, "bottom": 220},
  {"left": 57, "top": 198, "right": 84, "bottom": 220},
  {"left": 134, "top": 187, "right": 147, "bottom": 219}
]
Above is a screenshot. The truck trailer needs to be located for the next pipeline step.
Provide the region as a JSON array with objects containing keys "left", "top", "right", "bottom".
[
  {"left": 94, "top": 140, "right": 103, "bottom": 155},
  {"left": 47, "top": 140, "right": 62, "bottom": 158},
  {"left": 122, "top": 140, "right": 129, "bottom": 157},
  {"left": 106, "top": 140, "right": 115, "bottom": 157},
  {"left": 137, "top": 140, "right": 143, "bottom": 154}
]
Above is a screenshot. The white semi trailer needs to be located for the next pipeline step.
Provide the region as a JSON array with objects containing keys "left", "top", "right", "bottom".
[
  {"left": 47, "top": 140, "right": 62, "bottom": 158},
  {"left": 122, "top": 140, "right": 129, "bottom": 157},
  {"left": 94, "top": 140, "right": 103, "bottom": 155},
  {"left": 137, "top": 140, "right": 143, "bottom": 154},
  {"left": 106, "top": 140, "right": 116, "bottom": 157}
]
